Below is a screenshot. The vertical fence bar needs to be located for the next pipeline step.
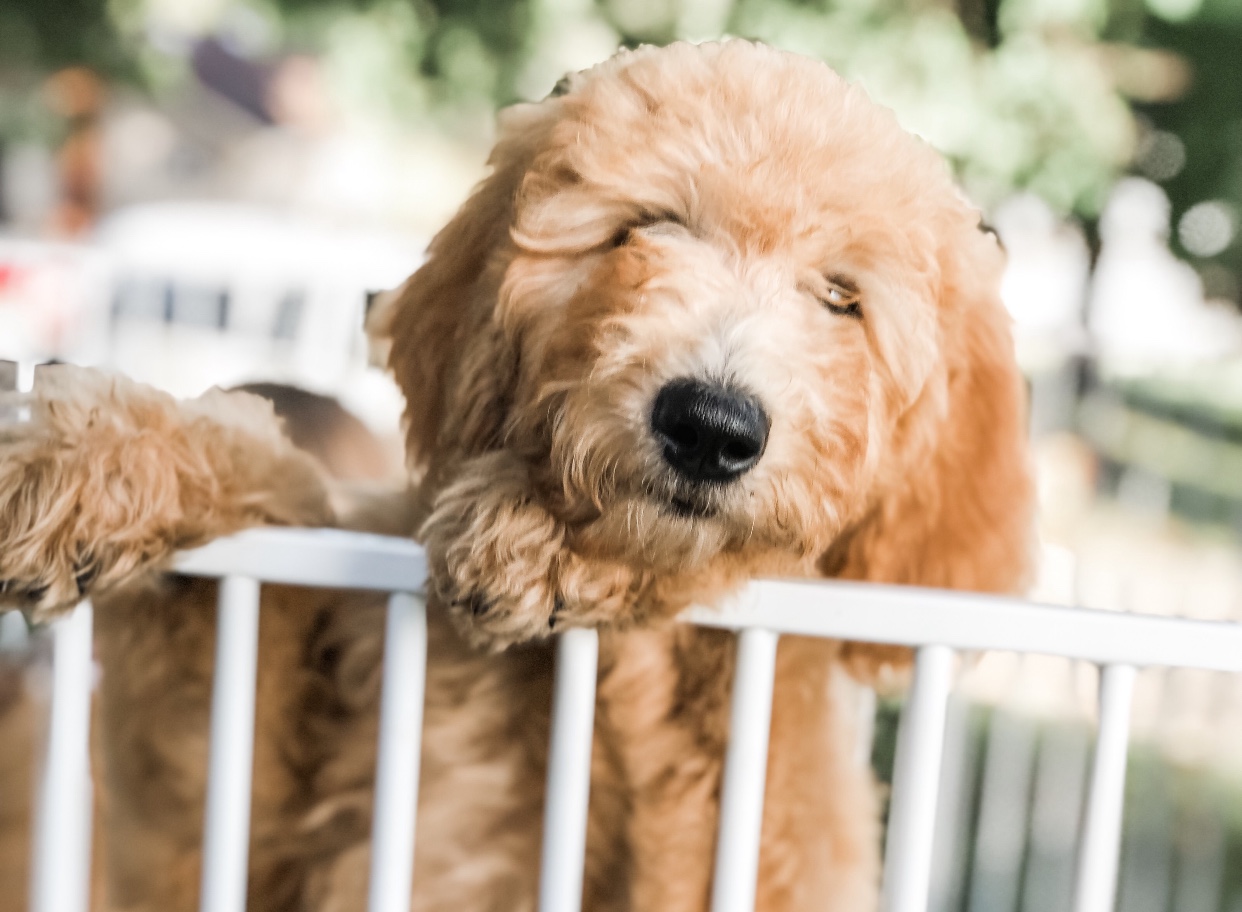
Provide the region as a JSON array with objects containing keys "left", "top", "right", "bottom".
[
  {"left": 538, "top": 628, "right": 600, "bottom": 912},
  {"left": 882, "top": 644, "right": 954, "bottom": 912},
  {"left": 367, "top": 592, "right": 428, "bottom": 912},
  {"left": 200, "top": 576, "right": 262, "bottom": 912},
  {"left": 31, "top": 600, "right": 95, "bottom": 912},
  {"left": 1072, "top": 663, "right": 1136, "bottom": 912},
  {"left": 928, "top": 696, "right": 978, "bottom": 912},
  {"left": 0, "top": 359, "right": 16, "bottom": 432},
  {"left": 710, "top": 627, "right": 780, "bottom": 912},
  {"left": 0, "top": 362, "right": 27, "bottom": 651}
]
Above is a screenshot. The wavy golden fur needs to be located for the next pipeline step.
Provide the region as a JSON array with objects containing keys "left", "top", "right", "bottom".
[
  {"left": 0, "top": 41, "right": 1033, "bottom": 912},
  {"left": 378, "top": 42, "right": 1032, "bottom": 650}
]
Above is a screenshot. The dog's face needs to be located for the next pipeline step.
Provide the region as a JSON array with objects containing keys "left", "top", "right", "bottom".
[{"left": 378, "top": 41, "right": 1028, "bottom": 588}]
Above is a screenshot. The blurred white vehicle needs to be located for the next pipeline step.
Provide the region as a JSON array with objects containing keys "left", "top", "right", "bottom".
[
  {"left": 1, "top": 202, "right": 424, "bottom": 429},
  {"left": 0, "top": 238, "right": 111, "bottom": 368}
]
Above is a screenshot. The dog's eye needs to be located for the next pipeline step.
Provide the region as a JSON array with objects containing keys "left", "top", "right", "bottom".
[
  {"left": 611, "top": 227, "right": 636, "bottom": 248},
  {"left": 610, "top": 215, "right": 681, "bottom": 248},
  {"left": 819, "top": 278, "right": 862, "bottom": 319}
]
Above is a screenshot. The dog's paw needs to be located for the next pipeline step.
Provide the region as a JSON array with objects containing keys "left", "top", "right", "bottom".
[
  {"left": 444, "top": 583, "right": 565, "bottom": 651},
  {"left": 0, "top": 443, "right": 111, "bottom": 618},
  {"left": 423, "top": 454, "right": 641, "bottom": 650},
  {"left": 0, "top": 555, "right": 101, "bottom": 620},
  {"left": 0, "top": 422, "right": 142, "bottom": 619},
  {"left": 430, "top": 522, "right": 643, "bottom": 651},
  {"left": 426, "top": 489, "right": 567, "bottom": 650},
  {"left": 0, "top": 368, "right": 189, "bottom": 619},
  {"left": 1, "top": 366, "right": 336, "bottom": 621}
]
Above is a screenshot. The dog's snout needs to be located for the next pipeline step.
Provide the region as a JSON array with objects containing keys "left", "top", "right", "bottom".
[{"left": 651, "top": 379, "right": 770, "bottom": 484}]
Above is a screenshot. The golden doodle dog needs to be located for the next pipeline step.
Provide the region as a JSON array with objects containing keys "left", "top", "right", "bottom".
[{"left": 0, "top": 40, "right": 1033, "bottom": 912}]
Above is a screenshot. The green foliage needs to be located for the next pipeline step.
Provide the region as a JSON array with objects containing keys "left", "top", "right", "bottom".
[
  {"left": 0, "top": 0, "right": 135, "bottom": 79},
  {"left": 1135, "top": 19, "right": 1242, "bottom": 298},
  {"left": 0, "top": 0, "right": 137, "bottom": 140},
  {"left": 0, "top": 0, "right": 1239, "bottom": 295},
  {"left": 726, "top": 0, "right": 1132, "bottom": 215}
]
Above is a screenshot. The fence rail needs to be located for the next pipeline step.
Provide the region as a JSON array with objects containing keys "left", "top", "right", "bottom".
[{"left": 20, "top": 526, "right": 1242, "bottom": 912}]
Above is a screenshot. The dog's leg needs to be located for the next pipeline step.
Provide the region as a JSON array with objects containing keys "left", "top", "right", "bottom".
[
  {"left": 0, "top": 658, "right": 36, "bottom": 909},
  {"left": 0, "top": 366, "right": 333, "bottom": 619},
  {"left": 599, "top": 632, "right": 880, "bottom": 912},
  {"left": 330, "top": 482, "right": 419, "bottom": 538},
  {"left": 297, "top": 609, "right": 554, "bottom": 912},
  {"left": 599, "top": 628, "right": 731, "bottom": 912},
  {"left": 422, "top": 451, "right": 643, "bottom": 650},
  {"left": 754, "top": 640, "right": 881, "bottom": 912}
]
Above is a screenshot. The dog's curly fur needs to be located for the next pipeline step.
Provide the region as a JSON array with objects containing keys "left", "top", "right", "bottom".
[
  {"left": 0, "top": 41, "right": 1033, "bottom": 912},
  {"left": 380, "top": 42, "right": 1033, "bottom": 650}
]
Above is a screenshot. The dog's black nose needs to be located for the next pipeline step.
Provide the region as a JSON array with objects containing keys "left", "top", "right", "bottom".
[{"left": 651, "top": 379, "right": 769, "bottom": 484}]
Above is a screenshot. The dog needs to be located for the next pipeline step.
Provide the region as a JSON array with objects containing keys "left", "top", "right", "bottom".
[
  {"left": 0, "top": 40, "right": 1034, "bottom": 912},
  {"left": 0, "top": 382, "right": 403, "bottom": 912}
]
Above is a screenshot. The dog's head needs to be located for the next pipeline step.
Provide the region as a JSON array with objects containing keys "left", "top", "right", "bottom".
[{"left": 373, "top": 41, "right": 1032, "bottom": 592}]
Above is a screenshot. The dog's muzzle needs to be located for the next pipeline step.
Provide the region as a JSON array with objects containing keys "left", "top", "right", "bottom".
[{"left": 650, "top": 378, "right": 769, "bottom": 485}]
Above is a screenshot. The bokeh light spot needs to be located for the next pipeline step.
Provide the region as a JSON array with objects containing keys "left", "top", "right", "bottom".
[
  {"left": 1178, "top": 201, "right": 1235, "bottom": 258},
  {"left": 1135, "top": 130, "right": 1186, "bottom": 182}
]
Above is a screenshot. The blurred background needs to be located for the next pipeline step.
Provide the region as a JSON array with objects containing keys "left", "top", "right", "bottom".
[{"left": 2, "top": 0, "right": 1242, "bottom": 910}]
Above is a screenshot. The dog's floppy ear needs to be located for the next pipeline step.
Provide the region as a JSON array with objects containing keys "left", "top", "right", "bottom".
[
  {"left": 367, "top": 102, "right": 560, "bottom": 470},
  {"left": 832, "top": 223, "right": 1035, "bottom": 595}
]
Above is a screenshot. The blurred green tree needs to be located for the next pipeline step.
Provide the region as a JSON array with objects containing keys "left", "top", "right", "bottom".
[
  {"left": 1130, "top": 12, "right": 1242, "bottom": 300},
  {"left": 0, "top": 0, "right": 1239, "bottom": 294}
]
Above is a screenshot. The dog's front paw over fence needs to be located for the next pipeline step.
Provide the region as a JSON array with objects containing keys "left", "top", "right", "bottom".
[{"left": 19, "top": 523, "right": 1242, "bottom": 912}]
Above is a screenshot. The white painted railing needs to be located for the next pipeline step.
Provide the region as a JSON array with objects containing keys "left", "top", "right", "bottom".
[{"left": 23, "top": 526, "right": 1242, "bottom": 912}]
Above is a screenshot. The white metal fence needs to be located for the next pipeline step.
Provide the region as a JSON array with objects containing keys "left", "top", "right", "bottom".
[{"left": 19, "top": 525, "right": 1242, "bottom": 912}]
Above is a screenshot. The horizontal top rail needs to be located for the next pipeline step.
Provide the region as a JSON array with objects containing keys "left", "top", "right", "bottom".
[
  {"left": 174, "top": 528, "right": 1242, "bottom": 671},
  {"left": 685, "top": 579, "right": 1242, "bottom": 672},
  {"left": 174, "top": 527, "right": 427, "bottom": 592}
]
